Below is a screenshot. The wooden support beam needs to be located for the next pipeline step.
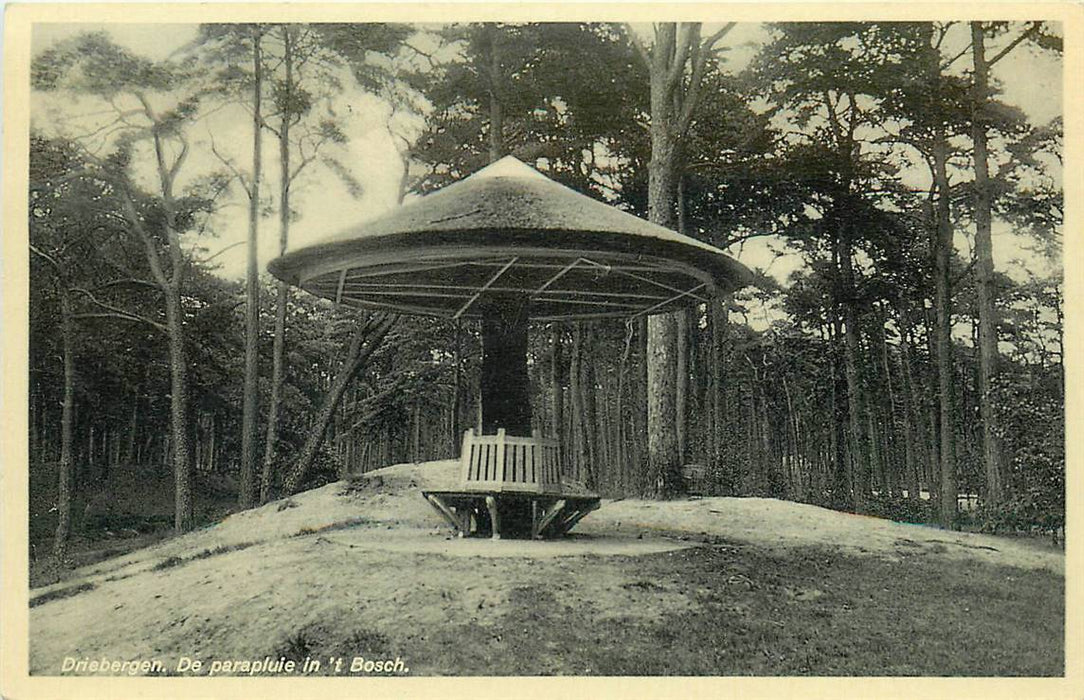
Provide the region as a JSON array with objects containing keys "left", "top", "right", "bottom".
[
  {"left": 553, "top": 506, "right": 594, "bottom": 537},
  {"left": 453, "top": 257, "right": 518, "bottom": 320},
  {"left": 550, "top": 498, "right": 601, "bottom": 536},
  {"left": 485, "top": 496, "right": 501, "bottom": 540},
  {"left": 455, "top": 505, "right": 473, "bottom": 536},
  {"left": 531, "top": 257, "right": 585, "bottom": 298},
  {"left": 426, "top": 494, "right": 469, "bottom": 537},
  {"left": 628, "top": 283, "right": 708, "bottom": 320},
  {"left": 534, "top": 499, "right": 567, "bottom": 538}
]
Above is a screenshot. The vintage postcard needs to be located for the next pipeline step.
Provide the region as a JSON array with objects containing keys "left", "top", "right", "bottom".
[{"left": 2, "top": 2, "right": 1081, "bottom": 698}]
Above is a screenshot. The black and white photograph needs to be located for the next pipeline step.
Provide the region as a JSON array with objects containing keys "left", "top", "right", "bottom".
[{"left": 2, "top": 3, "right": 1079, "bottom": 697}]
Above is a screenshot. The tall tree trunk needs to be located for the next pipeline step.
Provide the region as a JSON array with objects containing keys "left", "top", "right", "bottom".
[
  {"left": 639, "top": 22, "right": 730, "bottom": 499},
  {"left": 261, "top": 25, "right": 294, "bottom": 504},
  {"left": 549, "top": 324, "right": 563, "bottom": 440},
  {"left": 283, "top": 314, "right": 396, "bottom": 495},
  {"left": 583, "top": 328, "right": 599, "bottom": 489},
  {"left": 781, "top": 374, "right": 800, "bottom": 500},
  {"left": 165, "top": 287, "right": 194, "bottom": 532},
  {"left": 932, "top": 129, "right": 958, "bottom": 528},
  {"left": 676, "top": 307, "right": 688, "bottom": 464},
  {"left": 87, "top": 426, "right": 96, "bottom": 482},
  {"left": 969, "top": 21, "right": 1005, "bottom": 507},
  {"left": 829, "top": 314, "right": 850, "bottom": 507},
  {"left": 646, "top": 116, "right": 682, "bottom": 498},
  {"left": 208, "top": 413, "right": 217, "bottom": 473},
  {"left": 875, "top": 312, "right": 898, "bottom": 497},
  {"left": 922, "top": 304, "right": 941, "bottom": 504},
  {"left": 412, "top": 403, "right": 422, "bottom": 462},
  {"left": 688, "top": 305, "right": 701, "bottom": 462},
  {"left": 897, "top": 312, "right": 923, "bottom": 501},
  {"left": 52, "top": 286, "right": 75, "bottom": 562},
  {"left": 123, "top": 382, "right": 139, "bottom": 465},
  {"left": 710, "top": 297, "right": 729, "bottom": 491},
  {"left": 485, "top": 22, "right": 503, "bottom": 163},
  {"left": 614, "top": 321, "right": 632, "bottom": 491},
  {"left": 838, "top": 222, "right": 869, "bottom": 513},
  {"left": 569, "top": 322, "right": 586, "bottom": 482},
  {"left": 479, "top": 297, "right": 531, "bottom": 435},
  {"left": 239, "top": 28, "right": 264, "bottom": 509},
  {"left": 634, "top": 316, "right": 649, "bottom": 494},
  {"left": 647, "top": 313, "right": 680, "bottom": 498},
  {"left": 867, "top": 409, "right": 883, "bottom": 496},
  {"left": 452, "top": 319, "right": 463, "bottom": 451}
]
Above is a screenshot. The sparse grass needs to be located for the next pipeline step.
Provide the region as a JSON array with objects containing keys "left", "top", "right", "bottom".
[
  {"left": 29, "top": 582, "right": 96, "bottom": 608},
  {"left": 410, "top": 543, "right": 1063, "bottom": 676},
  {"left": 31, "top": 531, "right": 1063, "bottom": 676},
  {"left": 339, "top": 474, "right": 388, "bottom": 495},
  {"left": 292, "top": 517, "right": 374, "bottom": 538},
  {"left": 265, "top": 625, "right": 395, "bottom": 676},
  {"left": 152, "top": 555, "right": 186, "bottom": 571},
  {"left": 224, "top": 541, "right": 1063, "bottom": 677},
  {"left": 621, "top": 580, "right": 665, "bottom": 591},
  {"left": 27, "top": 460, "right": 1064, "bottom": 678},
  {"left": 278, "top": 628, "right": 319, "bottom": 663},
  {"left": 151, "top": 542, "right": 256, "bottom": 571},
  {"left": 194, "top": 542, "right": 256, "bottom": 560},
  {"left": 344, "top": 628, "right": 390, "bottom": 654}
]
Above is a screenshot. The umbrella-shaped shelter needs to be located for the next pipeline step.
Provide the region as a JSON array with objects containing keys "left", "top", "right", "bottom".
[{"left": 269, "top": 156, "right": 751, "bottom": 538}]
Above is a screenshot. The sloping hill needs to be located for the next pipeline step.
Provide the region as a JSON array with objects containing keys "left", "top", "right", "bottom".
[{"left": 28, "top": 459, "right": 1064, "bottom": 677}]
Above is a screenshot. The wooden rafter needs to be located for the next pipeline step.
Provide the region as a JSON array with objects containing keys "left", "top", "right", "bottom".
[{"left": 452, "top": 257, "right": 519, "bottom": 320}]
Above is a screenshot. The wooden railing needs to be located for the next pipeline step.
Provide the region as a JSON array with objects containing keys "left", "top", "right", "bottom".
[{"left": 460, "top": 428, "right": 562, "bottom": 493}]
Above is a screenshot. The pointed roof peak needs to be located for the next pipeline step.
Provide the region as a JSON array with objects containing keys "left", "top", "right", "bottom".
[{"left": 467, "top": 155, "right": 550, "bottom": 182}]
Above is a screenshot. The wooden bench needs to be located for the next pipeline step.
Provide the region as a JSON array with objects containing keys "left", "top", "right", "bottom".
[{"left": 423, "top": 429, "right": 600, "bottom": 539}]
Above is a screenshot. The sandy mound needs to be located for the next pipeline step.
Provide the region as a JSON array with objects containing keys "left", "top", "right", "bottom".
[
  {"left": 27, "top": 459, "right": 1064, "bottom": 676},
  {"left": 581, "top": 496, "right": 1063, "bottom": 574},
  {"left": 39, "top": 458, "right": 1061, "bottom": 600}
]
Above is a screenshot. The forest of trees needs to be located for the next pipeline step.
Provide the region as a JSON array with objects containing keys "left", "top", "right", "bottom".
[{"left": 27, "top": 21, "right": 1064, "bottom": 564}]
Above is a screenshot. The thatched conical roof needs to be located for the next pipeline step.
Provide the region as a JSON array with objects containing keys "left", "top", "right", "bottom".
[{"left": 268, "top": 156, "right": 751, "bottom": 321}]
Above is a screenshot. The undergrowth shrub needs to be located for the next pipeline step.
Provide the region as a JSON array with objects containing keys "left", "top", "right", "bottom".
[
  {"left": 864, "top": 493, "right": 937, "bottom": 525},
  {"left": 986, "top": 370, "right": 1064, "bottom": 542},
  {"left": 299, "top": 450, "right": 343, "bottom": 492},
  {"left": 29, "top": 581, "right": 96, "bottom": 607},
  {"left": 151, "top": 542, "right": 256, "bottom": 571}
]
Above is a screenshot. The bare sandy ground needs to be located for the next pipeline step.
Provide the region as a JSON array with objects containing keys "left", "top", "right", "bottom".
[
  {"left": 28, "top": 459, "right": 1063, "bottom": 674},
  {"left": 582, "top": 496, "right": 1064, "bottom": 574},
  {"left": 35, "top": 458, "right": 1062, "bottom": 600}
]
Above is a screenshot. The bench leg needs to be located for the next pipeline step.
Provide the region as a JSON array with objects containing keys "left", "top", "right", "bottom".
[
  {"left": 534, "top": 499, "right": 567, "bottom": 538},
  {"left": 485, "top": 496, "right": 501, "bottom": 540},
  {"left": 550, "top": 499, "right": 601, "bottom": 536},
  {"left": 552, "top": 507, "right": 587, "bottom": 537},
  {"left": 427, "top": 494, "right": 469, "bottom": 537},
  {"left": 455, "top": 506, "right": 472, "bottom": 538}
]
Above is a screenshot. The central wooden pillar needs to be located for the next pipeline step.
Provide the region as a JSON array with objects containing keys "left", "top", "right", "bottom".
[{"left": 479, "top": 295, "right": 531, "bottom": 435}]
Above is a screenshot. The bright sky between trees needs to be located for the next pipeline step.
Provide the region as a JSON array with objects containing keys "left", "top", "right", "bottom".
[{"left": 30, "top": 20, "right": 1063, "bottom": 333}]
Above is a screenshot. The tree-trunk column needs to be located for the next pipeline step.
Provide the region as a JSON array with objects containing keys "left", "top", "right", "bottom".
[{"left": 480, "top": 295, "right": 532, "bottom": 435}]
